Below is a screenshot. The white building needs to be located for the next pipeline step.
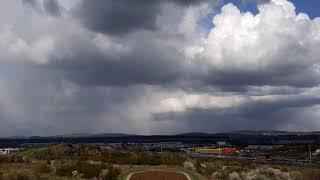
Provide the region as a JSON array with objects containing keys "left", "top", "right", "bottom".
[
  {"left": 313, "top": 149, "right": 320, "bottom": 156},
  {"left": 0, "top": 148, "right": 20, "bottom": 155}
]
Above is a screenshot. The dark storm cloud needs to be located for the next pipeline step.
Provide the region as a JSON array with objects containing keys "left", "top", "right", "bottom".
[
  {"left": 2, "top": 0, "right": 320, "bottom": 136},
  {"left": 74, "top": 0, "right": 159, "bottom": 35},
  {"left": 43, "top": 0, "right": 61, "bottom": 16},
  {"left": 42, "top": 29, "right": 186, "bottom": 86},
  {"left": 153, "top": 95, "right": 320, "bottom": 132},
  {"left": 154, "top": 108, "right": 263, "bottom": 133},
  {"left": 0, "top": 64, "right": 147, "bottom": 136},
  {"left": 258, "top": 0, "right": 270, "bottom": 4},
  {"left": 0, "top": 105, "right": 12, "bottom": 137},
  {"left": 171, "top": 0, "right": 211, "bottom": 6},
  {"left": 236, "top": 96, "right": 320, "bottom": 119},
  {"left": 21, "top": 0, "right": 41, "bottom": 12},
  {"left": 203, "top": 66, "right": 320, "bottom": 88},
  {"left": 73, "top": 0, "right": 209, "bottom": 35},
  {"left": 242, "top": 0, "right": 270, "bottom": 5},
  {"left": 22, "top": 0, "right": 37, "bottom": 6},
  {"left": 49, "top": 57, "right": 182, "bottom": 86},
  {"left": 37, "top": 0, "right": 320, "bottom": 90},
  {"left": 21, "top": 0, "right": 61, "bottom": 16}
]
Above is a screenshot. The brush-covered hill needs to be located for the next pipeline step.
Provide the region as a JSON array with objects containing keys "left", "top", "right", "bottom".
[{"left": 34, "top": 144, "right": 103, "bottom": 160}]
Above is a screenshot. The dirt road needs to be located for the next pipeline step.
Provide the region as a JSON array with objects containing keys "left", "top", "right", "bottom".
[{"left": 126, "top": 170, "right": 192, "bottom": 180}]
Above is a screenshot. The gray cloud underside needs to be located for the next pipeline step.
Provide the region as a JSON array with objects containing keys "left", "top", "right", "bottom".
[
  {"left": 153, "top": 95, "right": 320, "bottom": 133},
  {"left": 73, "top": 0, "right": 210, "bottom": 35}
]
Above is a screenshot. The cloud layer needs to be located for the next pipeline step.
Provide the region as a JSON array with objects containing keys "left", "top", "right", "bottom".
[{"left": 0, "top": 0, "right": 319, "bottom": 136}]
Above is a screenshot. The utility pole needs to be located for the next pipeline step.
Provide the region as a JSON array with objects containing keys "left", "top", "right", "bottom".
[
  {"left": 218, "top": 142, "right": 221, "bottom": 180},
  {"left": 309, "top": 144, "right": 312, "bottom": 166},
  {"left": 309, "top": 144, "right": 315, "bottom": 180}
]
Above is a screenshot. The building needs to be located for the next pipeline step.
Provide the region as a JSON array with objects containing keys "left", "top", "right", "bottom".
[
  {"left": 195, "top": 147, "right": 237, "bottom": 155},
  {"left": 0, "top": 148, "right": 20, "bottom": 155},
  {"left": 245, "top": 145, "right": 282, "bottom": 151},
  {"left": 217, "top": 141, "right": 227, "bottom": 146},
  {"left": 313, "top": 149, "right": 320, "bottom": 156}
]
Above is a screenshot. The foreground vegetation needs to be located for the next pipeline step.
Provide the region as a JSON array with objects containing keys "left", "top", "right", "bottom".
[{"left": 0, "top": 143, "right": 319, "bottom": 179}]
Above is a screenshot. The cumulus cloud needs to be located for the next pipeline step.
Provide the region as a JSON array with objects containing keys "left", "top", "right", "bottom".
[
  {"left": 0, "top": 0, "right": 319, "bottom": 136},
  {"left": 185, "top": 0, "right": 320, "bottom": 87}
]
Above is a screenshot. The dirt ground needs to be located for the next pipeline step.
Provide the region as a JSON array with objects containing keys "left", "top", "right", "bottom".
[{"left": 129, "top": 171, "right": 189, "bottom": 180}]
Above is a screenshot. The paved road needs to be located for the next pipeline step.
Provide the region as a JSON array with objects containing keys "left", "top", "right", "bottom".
[
  {"left": 23, "top": 147, "right": 48, "bottom": 160},
  {"left": 125, "top": 170, "right": 192, "bottom": 180},
  {"left": 187, "top": 152, "right": 317, "bottom": 165}
]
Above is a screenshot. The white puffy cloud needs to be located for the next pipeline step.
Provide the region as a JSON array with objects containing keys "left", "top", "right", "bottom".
[{"left": 186, "top": 0, "right": 320, "bottom": 73}]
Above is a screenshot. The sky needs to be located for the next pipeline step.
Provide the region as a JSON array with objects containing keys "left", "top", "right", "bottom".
[{"left": 0, "top": 0, "right": 320, "bottom": 136}]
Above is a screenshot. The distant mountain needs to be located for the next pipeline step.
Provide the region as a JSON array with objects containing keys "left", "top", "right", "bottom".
[
  {"left": 90, "top": 133, "right": 134, "bottom": 137},
  {"left": 176, "top": 132, "right": 211, "bottom": 136},
  {"left": 229, "top": 130, "right": 320, "bottom": 136},
  {"left": 3, "top": 130, "right": 320, "bottom": 139},
  {"left": 4, "top": 136, "right": 28, "bottom": 139},
  {"left": 57, "top": 133, "right": 134, "bottom": 138}
]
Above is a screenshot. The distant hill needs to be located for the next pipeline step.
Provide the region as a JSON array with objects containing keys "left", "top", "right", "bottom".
[
  {"left": 3, "top": 130, "right": 320, "bottom": 139},
  {"left": 1, "top": 130, "right": 320, "bottom": 145},
  {"left": 174, "top": 130, "right": 320, "bottom": 137},
  {"left": 56, "top": 133, "right": 134, "bottom": 138},
  {"left": 34, "top": 143, "right": 103, "bottom": 160},
  {"left": 175, "top": 132, "right": 211, "bottom": 136},
  {"left": 229, "top": 130, "right": 320, "bottom": 136},
  {"left": 90, "top": 133, "right": 134, "bottom": 137}
]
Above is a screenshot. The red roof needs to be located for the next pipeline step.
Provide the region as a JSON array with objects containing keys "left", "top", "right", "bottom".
[{"left": 222, "top": 148, "right": 237, "bottom": 154}]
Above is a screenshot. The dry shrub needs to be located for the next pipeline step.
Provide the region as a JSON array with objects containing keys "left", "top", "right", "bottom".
[
  {"left": 36, "top": 144, "right": 102, "bottom": 160},
  {"left": 35, "top": 163, "right": 51, "bottom": 174},
  {"left": 183, "top": 161, "right": 196, "bottom": 171},
  {"left": 229, "top": 172, "right": 241, "bottom": 180},
  {"left": 212, "top": 171, "right": 226, "bottom": 180},
  {"left": 76, "top": 161, "right": 106, "bottom": 178},
  {"left": 241, "top": 167, "right": 290, "bottom": 180},
  {"left": 299, "top": 168, "right": 320, "bottom": 180},
  {"left": 55, "top": 160, "right": 107, "bottom": 178},
  {"left": 104, "top": 165, "right": 121, "bottom": 180},
  {"left": 5, "top": 172, "right": 37, "bottom": 180},
  {"left": 55, "top": 161, "right": 76, "bottom": 177},
  {"left": 289, "top": 171, "right": 302, "bottom": 180}
]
